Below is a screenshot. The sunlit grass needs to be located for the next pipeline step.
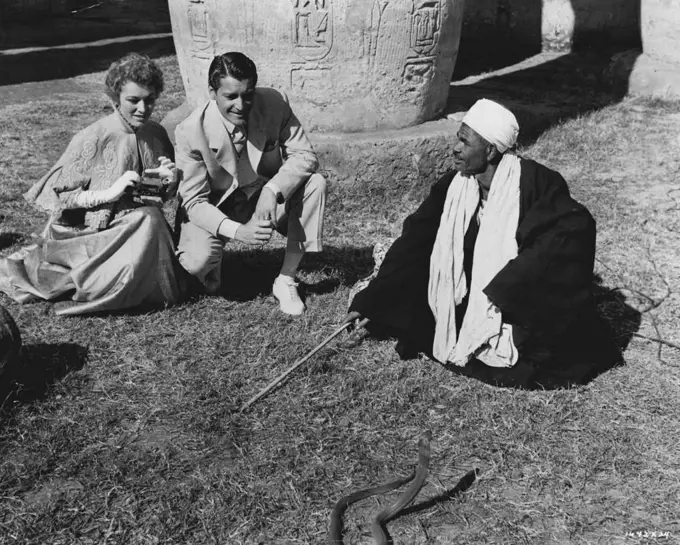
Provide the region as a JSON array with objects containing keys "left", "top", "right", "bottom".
[{"left": 0, "top": 53, "right": 679, "bottom": 544}]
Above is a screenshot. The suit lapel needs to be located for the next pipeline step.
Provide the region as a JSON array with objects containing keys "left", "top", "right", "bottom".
[
  {"left": 204, "top": 100, "right": 237, "bottom": 178},
  {"left": 246, "top": 94, "right": 265, "bottom": 173}
]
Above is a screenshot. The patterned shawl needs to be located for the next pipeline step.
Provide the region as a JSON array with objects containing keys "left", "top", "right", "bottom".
[{"left": 24, "top": 111, "right": 173, "bottom": 230}]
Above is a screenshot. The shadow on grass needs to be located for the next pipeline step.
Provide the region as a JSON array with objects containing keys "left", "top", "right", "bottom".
[
  {"left": 218, "top": 244, "right": 375, "bottom": 302},
  {"left": 0, "top": 232, "right": 23, "bottom": 251},
  {"left": 0, "top": 342, "right": 87, "bottom": 420},
  {"left": 448, "top": 45, "right": 640, "bottom": 148},
  {"left": 450, "top": 0, "right": 641, "bottom": 147},
  {"left": 0, "top": 37, "right": 175, "bottom": 86},
  {"left": 593, "top": 275, "right": 643, "bottom": 354},
  {"left": 0, "top": 0, "right": 174, "bottom": 85}
]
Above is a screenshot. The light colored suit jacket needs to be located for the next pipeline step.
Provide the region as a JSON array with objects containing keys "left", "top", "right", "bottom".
[{"left": 175, "top": 88, "right": 319, "bottom": 237}]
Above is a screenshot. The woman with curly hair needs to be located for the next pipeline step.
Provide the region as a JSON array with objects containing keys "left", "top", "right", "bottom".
[{"left": 0, "top": 53, "right": 188, "bottom": 315}]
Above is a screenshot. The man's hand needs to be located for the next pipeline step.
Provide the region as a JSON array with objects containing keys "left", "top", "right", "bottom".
[
  {"left": 253, "top": 187, "right": 278, "bottom": 226},
  {"left": 234, "top": 218, "right": 274, "bottom": 245},
  {"left": 342, "top": 311, "right": 364, "bottom": 330}
]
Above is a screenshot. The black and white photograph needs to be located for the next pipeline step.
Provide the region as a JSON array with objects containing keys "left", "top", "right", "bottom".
[{"left": 0, "top": 1, "right": 677, "bottom": 543}]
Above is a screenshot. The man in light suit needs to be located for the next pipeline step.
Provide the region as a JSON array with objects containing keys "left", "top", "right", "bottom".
[{"left": 175, "top": 52, "right": 326, "bottom": 315}]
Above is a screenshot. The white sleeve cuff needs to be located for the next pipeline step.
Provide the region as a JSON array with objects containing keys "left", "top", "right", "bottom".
[{"left": 217, "top": 218, "right": 241, "bottom": 240}]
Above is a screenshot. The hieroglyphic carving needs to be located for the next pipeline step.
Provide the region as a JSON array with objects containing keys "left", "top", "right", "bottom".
[
  {"left": 291, "top": 0, "right": 333, "bottom": 61},
  {"left": 188, "top": 0, "right": 212, "bottom": 54},
  {"left": 290, "top": 64, "right": 332, "bottom": 94},
  {"left": 187, "top": 0, "right": 215, "bottom": 98},
  {"left": 235, "top": 0, "right": 256, "bottom": 44},
  {"left": 402, "top": 57, "right": 435, "bottom": 92},
  {"left": 410, "top": 0, "right": 441, "bottom": 55},
  {"left": 366, "top": 0, "right": 389, "bottom": 63},
  {"left": 402, "top": 0, "right": 441, "bottom": 89}
]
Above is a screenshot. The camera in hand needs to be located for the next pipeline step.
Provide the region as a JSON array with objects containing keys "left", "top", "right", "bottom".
[{"left": 132, "top": 176, "right": 164, "bottom": 197}]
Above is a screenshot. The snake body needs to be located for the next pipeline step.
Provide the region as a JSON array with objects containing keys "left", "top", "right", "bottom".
[{"left": 328, "top": 430, "right": 432, "bottom": 545}]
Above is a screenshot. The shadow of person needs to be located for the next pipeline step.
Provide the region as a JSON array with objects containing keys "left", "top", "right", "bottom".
[
  {"left": 0, "top": 232, "right": 25, "bottom": 251},
  {"left": 0, "top": 342, "right": 87, "bottom": 420},
  {"left": 217, "top": 244, "right": 375, "bottom": 302}
]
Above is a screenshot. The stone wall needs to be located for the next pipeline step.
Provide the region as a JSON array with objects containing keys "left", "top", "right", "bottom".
[{"left": 463, "top": 0, "right": 640, "bottom": 52}]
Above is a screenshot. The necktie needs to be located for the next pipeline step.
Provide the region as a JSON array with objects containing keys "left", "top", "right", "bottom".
[{"left": 232, "top": 126, "right": 247, "bottom": 156}]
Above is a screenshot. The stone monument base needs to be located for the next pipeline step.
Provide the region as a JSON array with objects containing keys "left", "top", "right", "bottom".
[
  {"left": 162, "top": 105, "right": 461, "bottom": 189},
  {"left": 628, "top": 54, "right": 680, "bottom": 100}
]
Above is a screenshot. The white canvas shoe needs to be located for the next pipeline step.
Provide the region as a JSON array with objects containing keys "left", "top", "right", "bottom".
[{"left": 272, "top": 276, "right": 305, "bottom": 315}]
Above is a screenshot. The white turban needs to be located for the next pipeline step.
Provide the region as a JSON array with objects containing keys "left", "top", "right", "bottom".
[{"left": 462, "top": 99, "right": 519, "bottom": 153}]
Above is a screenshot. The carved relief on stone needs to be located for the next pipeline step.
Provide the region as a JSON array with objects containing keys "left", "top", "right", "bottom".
[
  {"left": 401, "top": 0, "right": 441, "bottom": 90},
  {"left": 291, "top": 0, "right": 333, "bottom": 61},
  {"left": 188, "top": 0, "right": 212, "bottom": 53},
  {"left": 290, "top": 63, "right": 332, "bottom": 95},
  {"left": 168, "top": 0, "right": 464, "bottom": 131},
  {"left": 235, "top": 0, "right": 257, "bottom": 44},
  {"left": 366, "top": 0, "right": 389, "bottom": 63},
  {"left": 410, "top": 0, "right": 442, "bottom": 56},
  {"left": 402, "top": 57, "right": 435, "bottom": 92}
]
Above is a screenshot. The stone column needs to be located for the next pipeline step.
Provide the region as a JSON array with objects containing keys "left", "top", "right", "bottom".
[
  {"left": 168, "top": 0, "right": 464, "bottom": 132},
  {"left": 629, "top": 0, "right": 680, "bottom": 99}
]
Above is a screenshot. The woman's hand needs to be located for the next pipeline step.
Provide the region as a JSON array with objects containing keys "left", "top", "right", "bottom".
[
  {"left": 145, "top": 156, "right": 179, "bottom": 198},
  {"left": 105, "top": 171, "right": 140, "bottom": 202}
]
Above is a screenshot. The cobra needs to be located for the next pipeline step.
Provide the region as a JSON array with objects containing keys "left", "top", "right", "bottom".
[{"left": 328, "top": 430, "right": 432, "bottom": 545}]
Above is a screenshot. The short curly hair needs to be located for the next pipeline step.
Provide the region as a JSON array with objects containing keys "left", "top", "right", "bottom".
[{"left": 105, "top": 53, "right": 164, "bottom": 103}]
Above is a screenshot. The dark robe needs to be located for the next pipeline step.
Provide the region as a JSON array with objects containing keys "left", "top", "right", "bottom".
[{"left": 350, "top": 158, "right": 621, "bottom": 389}]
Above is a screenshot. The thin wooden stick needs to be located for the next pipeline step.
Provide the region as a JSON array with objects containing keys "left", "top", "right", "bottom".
[
  {"left": 239, "top": 318, "right": 370, "bottom": 412},
  {"left": 633, "top": 332, "right": 680, "bottom": 351}
]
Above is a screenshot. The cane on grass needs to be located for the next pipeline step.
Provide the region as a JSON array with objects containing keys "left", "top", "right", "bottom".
[{"left": 239, "top": 317, "right": 370, "bottom": 413}]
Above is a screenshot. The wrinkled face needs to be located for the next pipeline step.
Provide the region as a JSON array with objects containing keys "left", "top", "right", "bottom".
[
  {"left": 117, "top": 81, "right": 156, "bottom": 129},
  {"left": 452, "top": 123, "right": 491, "bottom": 176},
  {"left": 210, "top": 75, "right": 255, "bottom": 127}
]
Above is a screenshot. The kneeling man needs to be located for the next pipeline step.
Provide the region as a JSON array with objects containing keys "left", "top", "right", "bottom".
[
  {"left": 175, "top": 52, "right": 326, "bottom": 315},
  {"left": 347, "top": 99, "right": 620, "bottom": 388}
]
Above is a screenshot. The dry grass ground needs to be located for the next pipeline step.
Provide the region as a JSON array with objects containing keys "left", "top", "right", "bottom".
[{"left": 0, "top": 53, "right": 679, "bottom": 545}]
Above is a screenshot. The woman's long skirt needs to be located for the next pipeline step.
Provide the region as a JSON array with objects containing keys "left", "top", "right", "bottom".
[{"left": 0, "top": 207, "right": 187, "bottom": 315}]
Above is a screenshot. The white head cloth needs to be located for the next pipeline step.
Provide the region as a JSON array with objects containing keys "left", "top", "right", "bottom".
[{"left": 462, "top": 99, "right": 519, "bottom": 153}]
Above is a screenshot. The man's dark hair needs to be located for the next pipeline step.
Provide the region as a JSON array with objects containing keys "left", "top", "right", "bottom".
[{"left": 208, "top": 52, "right": 258, "bottom": 90}]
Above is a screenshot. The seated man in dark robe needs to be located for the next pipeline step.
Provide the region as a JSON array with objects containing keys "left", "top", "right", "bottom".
[{"left": 345, "top": 99, "right": 621, "bottom": 389}]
